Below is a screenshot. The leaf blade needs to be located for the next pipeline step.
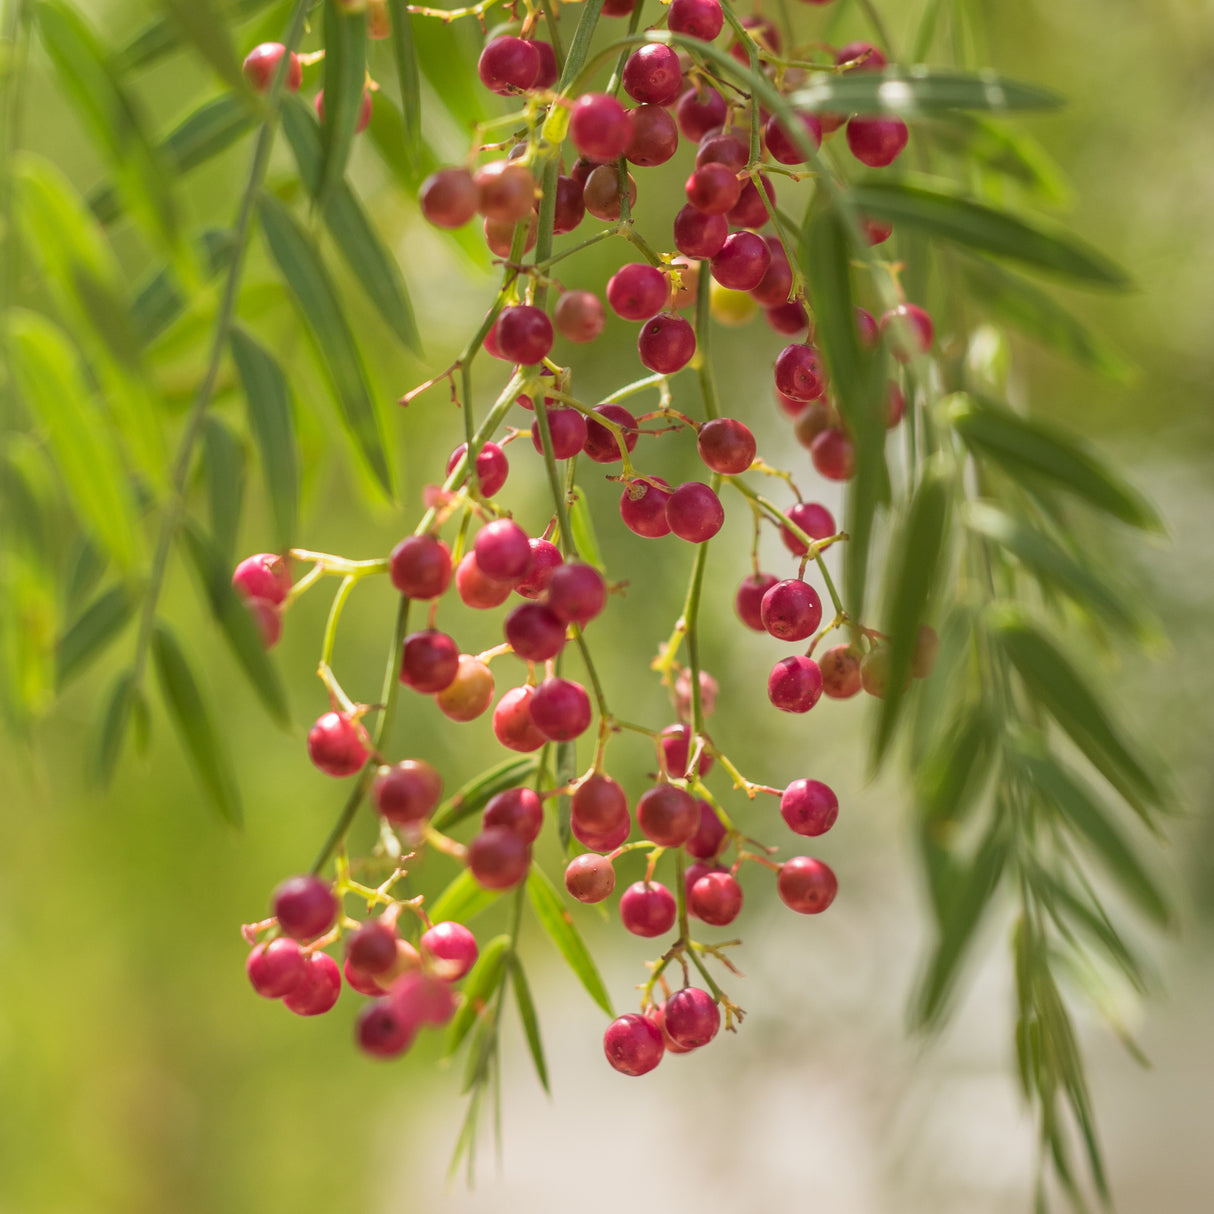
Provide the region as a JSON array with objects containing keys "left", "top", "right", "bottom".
[
  {"left": 317, "top": 0, "right": 367, "bottom": 208},
  {"left": 789, "top": 68, "right": 1062, "bottom": 116},
  {"left": 56, "top": 584, "right": 135, "bottom": 690},
  {"left": 510, "top": 955, "right": 550, "bottom": 1093},
  {"left": 526, "top": 866, "right": 613, "bottom": 1017},
  {"left": 445, "top": 934, "right": 510, "bottom": 1056}
]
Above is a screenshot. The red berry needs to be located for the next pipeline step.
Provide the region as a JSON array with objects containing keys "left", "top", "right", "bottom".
[
  {"left": 663, "top": 986, "right": 720, "bottom": 1048},
  {"left": 620, "top": 477, "right": 673, "bottom": 538},
  {"left": 584, "top": 403, "right": 640, "bottom": 463},
  {"left": 477, "top": 35, "right": 540, "bottom": 94},
  {"left": 774, "top": 344, "right": 826, "bottom": 402},
  {"left": 447, "top": 440, "right": 509, "bottom": 496},
  {"left": 690, "top": 871, "right": 742, "bottom": 925},
  {"left": 665, "top": 481, "right": 724, "bottom": 543},
  {"left": 846, "top": 116, "right": 909, "bottom": 168},
  {"left": 819, "top": 645, "right": 863, "bottom": 698},
  {"left": 420, "top": 922, "right": 479, "bottom": 982},
  {"left": 835, "top": 41, "right": 888, "bottom": 71},
  {"left": 750, "top": 240, "right": 793, "bottom": 308},
  {"left": 735, "top": 572, "right": 778, "bottom": 631},
  {"left": 780, "top": 500, "right": 836, "bottom": 556},
  {"left": 811, "top": 428, "right": 855, "bottom": 481},
  {"left": 565, "top": 853, "right": 616, "bottom": 903},
  {"left": 639, "top": 314, "right": 696, "bottom": 373},
  {"left": 389, "top": 534, "right": 452, "bottom": 600},
  {"left": 879, "top": 303, "right": 934, "bottom": 360},
  {"left": 760, "top": 579, "right": 823, "bottom": 642},
  {"left": 314, "top": 88, "right": 372, "bottom": 134},
  {"left": 647, "top": 1001, "right": 694, "bottom": 1053},
  {"left": 764, "top": 112, "right": 822, "bottom": 164},
  {"left": 274, "top": 875, "right": 338, "bottom": 941},
  {"left": 731, "top": 13, "right": 781, "bottom": 59},
  {"left": 659, "top": 722, "right": 714, "bottom": 779},
  {"left": 625, "top": 104, "right": 679, "bottom": 167},
  {"left": 344, "top": 955, "right": 389, "bottom": 997},
  {"left": 571, "top": 774, "right": 629, "bottom": 834},
  {"left": 474, "top": 519, "right": 532, "bottom": 582},
  {"left": 434, "top": 654, "right": 495, "bottom": 721},
  {"left": 855, "top": 306, "right": 879, "bottom": 348},
  {"left": 496, "top": 305, "right": 553, "bottom": 365},
  {"left": 492, "top": 685, "right": 548, "bottom": 753},
  {"left": 233, "top": 552, "right": 292, "bottom": 604},
  {"left": 608, "top": 263, "right": 669, "bottom": 321},
  {"left": 685, "top": 799, "right": 727, "bottom": 859},
  {"left": 572, "top": 811, "right": 631, "bottom": 852},
  {"left": 619, "top": 880, "right": 677, "bottom": 937},
  {"left": 307, "top": 711, "right": 368, "bottom": 777},
  {"left": 667, "top": 0, "right": 723, "bottom": 41},
  {"left": 245, "top": 596, "right": 282, "bottom": 649},
  {"left": 475, "top": 161, "right": 535, "bottom": 223},
  {"left": 532, "top": 40, "right": 559, "bottom": 88},
  {"left": 696, "top": 132, "right": 748, "bottom": 171},
  {"left": 481, "top": 786, "right": 544, "bottom": 843},
  {"left": 391, "top": 969, "right": 457, "bottom": 1026},
  {"left": 515, "top": 538, "right": 563, "bottom": 598},
  {"left": 529, "top": 677, "right": 592, "bottom": 741},
  {"left": 242, "top": 43, "right": 302, "bottom": 92},
  {"left": 766, "top": 301, "right": 810, "bottom": 335},
  {"left": 778, "top": 856, "right": 838, "bottom": 914},
  {"left": 684, "top": 162, "right": 742, "bottom": 215},
  {"left": 468, "top": 826, "right": 531, "bottom": 890},
  {"left": 780, "top": 778, "right": 839, "bottom": 836},
  {"left": 637, "top": 783, "right": 699, "bottom": 847},
  {"left": 553, "top": 174, "right": 586, "bottom": 233},
  {"left": 400, "top": 630, "right": 460, "bottom": 694},
  {"left": 726, "top": 174, "right": 775, "bottom": 229},
  {"left": 504, "top": 602, "right": 567, "bottom": 662},
  {"left": 673, "top": 204, "right": 729, "bottom": 259},
  {"left": 546, "top": 562, "right": 607, "bottom": 625},
  {"left": 356, "top": 998, "right": 418, "bottom": 1057},
  {"left": 455, "top": 551, "right": 514, "bottom": 609},
  {"left": 603, "top": 1013, "right": 665, "bottom": 1075},
  {"left": 246, "top": 937, "right": 306, "bottom": 998},
  {"left": 554, "top": 290, "right": 604, "bottom": 343},
  {"left": 622, "top": 45, "right": 683, "bottom": 105},
  {"left": 283, "top": 951, "right": 341, "bottom": 1016},
  {"left": 710, "top": 231, "right": 771, "bottom": 291},
  {"left": 372, "top": 759, "right": 443, "bottom": 825},
  {"left": 768, "top": 655, "right": 824, "bottom": 713},
  {"left": 582, "top": 163, "right": 637, "bottom": 221},
  {"left": 346, "top": 920, "right": 398, "bottom": 975},
  {"left": 570, "top": 92, "right": 632, "bottom": 162},
  {"left": 420, "top": 167, "right": 478, "bottom": 229},
  {"left": 676, "top": 86, "right": 726, "bottom": 141}
]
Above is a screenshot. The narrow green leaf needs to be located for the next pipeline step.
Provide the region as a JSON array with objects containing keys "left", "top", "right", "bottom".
[
  {"left": 64, "top": 538, "right": 108, "bottom": 612},
  {"left": 413, "top": 19, "right": 489, "bottom": 130},
  {"left": 0, "top": 553, "right": 57, "bottom": 718},
  {"left": 992, "top": 613, "right": 1165, "bottom": 819},
  {"left": 9, "top": 311, "right": 142, "bottom": 571},
  {"left": 1011, "top": 739, "right": 1170, "bottom": 925},
  {"left": 151, "top": 623, "right": 244, "bottom": 825},
  {"left": 94, "top": 669, "right": 140, "bottom": 786},
  {"left": 318, "top": 0, "right": 367, "bottom": 208},
  {"left": 180, "top": 523, "right": 290, "bottom": 728},
  {"left": 257, "top": 192, "right": 393, "bottom": 496},
  {"left": 134, "top": 229, "right": 236, "bottom": 345},
  {"left": 926, "top": 114, "right": 1069, "bottom": 205},
  {"left": 427, "top": 869, "right": 503, "bottom": 925},
  {"left": 1036, "top": 873, "right": 1146, "bottom": 992},
  {"left": 789, "top": 68, "right": 1061, "bottom": 116},
  {"left": 569, "top": 487, "right": 605, "bottom": 571},
  {"left": 949, "top": 395, "right": 1162, "bottom": 532},
  {"left": 229, "top": 325, "right": 301, "bottom": 551},
  {"left": 202, "top": 417, "right": 246, "bottom": 566},
  {"left": 445, "top": 934, "right": 510, "bottom": 1056},
  {"left": 161, "top": 0, "right": 245, "bottom": 92},
  {"left": 510, "top": 955, "right": 550, "bottom": 1093},
  {"left": 850, "top": 178, "right": 1129, "bottom": 289},
  {"left": 114, "top": 0, "right": 277, "bottom": 73},
  {"left": 875, "top": 461, "right": 952, "bottom": 761},
  {"left": 526, "top": 866, "right": 613, "bottom": 1016},
  {"left": 56, "top": 584, "right": 135, "bottom": 690},
  {"left": 387, "top": 0, "right": 421, "bottom": 162},
  {"left": 431, "top": 756, "right": 540, "bottom": 833},
  {"left": 279, "top": 96, "right": 420, "bottom": 352}
]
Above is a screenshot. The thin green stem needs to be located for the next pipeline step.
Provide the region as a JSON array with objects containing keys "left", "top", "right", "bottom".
[
  {"left": 682, "top": 503, "right": 713, "bottom": 741},
  {"left": 693, "top": 264, "right": 720, "bottom": 420},
  {"left": 856, "top": 0, "right": 898, "bottom": 60},
  {"left": 572, "top": 628, "right": 608, "bottom": 720},
  {"left": 321, "top": 575, "right": 358, "bottom": 669}
]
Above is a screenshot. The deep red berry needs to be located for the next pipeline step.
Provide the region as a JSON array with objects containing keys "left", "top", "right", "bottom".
[
  {"left": 684, "top": 162, "right": 742, "bottom": 215},
  {"left": 663, "top": 987, "right": 720, "bottom": 1048},
  {"left": 492, "top": 685, "right": 548, "bottom": 752},
  {"left": 570, "top": 93, "right": 632, "bottom": 162},
  {"left": 447, "top": 440, "right": 509, "bottom": 496},
  {"left": 734, "top": 572, "right": 778, "bottom": 631},
  {"left": 420, "top": 167, "right": 478, "bottom": 229},
  {"left": 695, "top": 132, "right": 748, "bottom": 171},
  {"left": 455, "top": 552, "right": 514, "bottom": 609},
  {"left": 622, "top": 44, "right": 683, "bottom": 105},
  {"left": 307, "top": 711, "right": 368, "bottom": 777},
  {"left": 608, "top": 263, "right": 669, "bottom": 321},
  {"left": 420, "top": 922, "right": 479, "bottom": 981},
  {"left": 401, "top": 629, "right": 460, "bottom": 694},
  {"left": 356, "top": 998, "right": 417, "bottom": 1058},
  {"left": 619, "top": 881, "right": 677, "bottom": 937},
  {"left": 710, "top": 231, "right": 771, "bottom": 291},
  {"left": 477, "top": 35, "right": 541, "bottom": 94},
  {"left": 504, "top": 602, "right": 567, "bottom": 662},
  {"left": 572, "top": 811, "right": 631, "bottom": 852},
  {"left": 283, "top": 951, "right": 341, "bottom": 1016},
  {"left": 565, "top": 853, "right": 616, "bottom": 903},
  {"left": 761, "top": 579, "right": 823, "bottom": 642},
  {"left": 344, "top": 956, "right": 389, "bottom": 997},
  {"left": 532, "top": 39, "right": 558, "bottom": 88},
  {"left": 781, "top": 778, "right": 839, "bottom": 836},
  {"left": 314, "top": 88, "right": 372, "bottom": 133},
  {"left": 434, "top": 654, "right": 495, "bottom": 721},
  {"left": 245, "top": 596, "right": 282, "bottom": 649},
  {"left": 879, "top": 303, "right": 934, "bottom": 360},
  {"left": 768, "top": 655, "right": 824, "bottom": 713},
  {"left": 727, "top": 174, "right": 775, "bottom": 229},
  {"left": 552, "top": 174, "right": 586, "bottom": 233},
  {"left": 584, "top": 403, "right": 640, "bottom": 463},
  {"left": 242, "top": 42, "right": 302, "bottom": 92},
  {"left": 811, "top": 427, "right": 855, "bottom": 481},
  {"left": 847, "top": 116, "right": 909, "bottom": 167},
  {"left": 780, "top": 500, "right": 836, "bottom": 556},
  {"left": 665, "top": 481, "right": 724, "bottom": 543},
  {"left": 647, "top": 1001, "right": 694, "bottom": 1054},
  {"left": 582, "top": 163, "right": 637, "bottom": 221},
  {"left": 660, "top": 722, "right": 714, "bottom": 779},
  {"left": 855, "top": 306, "right": 879, "bottom": 348},
  {"left": 676, "top": 85, "right": 726, "bottom": 140},
  {"left": 482, "top": 787, "right": 544, "bottom": 843},
  {"left": 667, "top": 0, "right": 723, "bottom": 41},
  {"left": 474, "top": 161, "right": 535, "bottom": 222},
  {"left": 685, "top": 799, "right": 727, "bottom": 859},
  {"left": 603, "top": 1013, "right": 665, "bottom": 1075},
  {"left": 774, "top": 343, "right": 826, "bottom": 402},
  {"left": 496, "top": 305, "right": 553, "bottom": 365},
  {"left": 247, "top": 937, "right": 306, "bottom": 998},
  {"left": 766, "top": 301, "right": 810, "bottom": 336},
  {"left": 346, "top": 920, "right": 398, "bottom": 975},
  {"left": 864, "top": 216, "right": 893, "bottom": 245},
  {"left": 732, "top": 13, "right": 780, "bottom": 58},
  {"left": 639, "top": 314, "right": 696, "bottom": 373},
  {"left": 819, "top": 645, "right": 863, "bottom": 698},
  {"left": 372, "top": 759, "right": 443, "bottom": 825},
  {"left": 233, "top": 552, "right": 292, "bottom": 605},
  {"left": 468, "top": 826, "right": 531, "bottom": 890},
  {"left": 529, "top": 677, "right": 593, "bottom": 741},
  {"left": 673, "top": 204, "right": 729, "bottom": 259},
  {"left": 483, "top": 213, "right": 538, "bottom": 258},
  {"left": 690, "top": 871, "right": 742, "bottom": 926},
  {"left": 778, "top": 856, "right": 838, "bottom": 914},
  {"left": 620, "top": 477, "right": 673, "bottom": 537},
  {"left": 637, "top": 784, "right": 699, "bottom": 847},
  {"left": 625, "top": 104, "right": 679, "bottom": 166},
  {"left": 750, "top": 240, "right": 793, "bottom": 308},
  {"left": 389, "top": 534, "right": 452, "bottom": 599},
  {"left": 546, "top": 562, "right": 607, "bottom": 625},
  {"left": 474, "top": 519, "right": 532, "bottom": 583},
  {"left": 554, "top": 290, "right": 604, "bottom": 343},
  {"left": 391, "top": 969, "right": 457, "bottom": 1027},
  {"left": 836, "top": 41, "right": 888, "bottom": 71},
  {"left": 764, "top": 112, "right": 822, "bottom": 164},
  {"left": 274, "top": 875, "right": 338, "bottom": 941},
  {"left": 571, "top": 774, "right": 629, "bottom": 833},
  {"left": 515, "top": 538, "right": 563, "bottom": 598}
]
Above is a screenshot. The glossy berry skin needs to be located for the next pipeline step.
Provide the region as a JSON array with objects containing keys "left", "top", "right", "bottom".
[
  {"left": 546, "top": 562, "right": 607, "bottom": 625},
  {"left": 420, "top": 167, "right": 478, "bottom": 229},
  {"left": 768, "top": 655, "right": 824, "bottom": 713},
  {"left": 766, "top": 301, "right": 810, "bottom": 336},
  {"left": 811, "top": 428, "right": 855, "bottom": 481},
  {"left": 603, "top": 1013, "right": 665, "bottom": 1076},
  {"left": 247, "top": 937, "right": 306, "bottom": 998},
  {"left": 735, "top": 572, "right": 778, "bottom": 631},
  {"left": 307, "top": 711, "right": 368, "bottom": 777},
  {"left": 482, "top": 786, "right": 544, "bottom": 844},
  {"left": 467, "top": 826, "right": 531, "bottom": 890},
  {"left": 660, "top": 723, "right": 714, "bottom": 779},
  {"left": 420, "top": 922, "right": 479, "bottom": 981},
  {"left": 474, "top": 161, "right": 535, "bottom": 223},
  {"left": 570, "top": 93, "right": 632, "bottom": 162},
  {"left": 685, "top": 799, "right": 727, "bottom": 859},
  {"left": 356, "top": 999, "right": 417, "bottom": 1058},
  {"left": 639, "top": 314, "right": 696, "bottom": 373},
  {"left": 571, "top": 774, "right": 629, "bottom": 834},
  {"left": 495, "top": 305, "right": 553, "bottom": 365},
  {"left": 448, "top": 440, "right": 509, "bottom": 496},
  {"left": 710, "top": 231, "right": 771, "bottom": 291},
  {"left": 750, "top": 242, "right": 793, "bottom": 308},
  {"left": 663, "top": 987, "right": 720, "bottom": 1049},
  {"left": 761, "top": 579, "right": 823, "bottom": 642},
  {"left": 626, "top": 104, "right": 679, "bottom": 167},
  {"left": 673, "top": 204, "right": 728, "bottom": 259},
  {"left": 780, "top": 501, "right": 836, "bottom": 556},
  {"left": 455, "top": 552, "right": 513, "bottom": 609},
  {"left": 565, "top": 853, "right": 616, "bottom": 903},
  {"left": 781, "top": 778, "right": 839, "bottom": 836},
  {"left": 696, "top": 132, "right": 748, "bottom": 171},
  {"left": 764, "top": 112, "right": 822, "bottom": 164},
  {"left": 619, "top": 881, "right": 677, "bottom": 937},
  {"left": 531, "top": 39, "right": 558, "bottom": 88},
  {"left": 372, "top": 759, "right": 443, "bottom": 826},
  {"left": 836, "top": 41, "right": 888, "bottom": 71},
  {"left": 504, "top": 602, "right": 567, "bottom": 662},
  {"left": 847, "top": 116, "right": 909, "bottom": 168},
  {"left": 344, "top": 956, "right": 388, "bottom": 997},
  {"left": 434, "top": 655, "right": 495, "bottom": 721},
  {"left": 572, "top": 810, "right": 631, "bottom": 852},
  {"left": 676, "top": 86, "right": 727, "bottom": 140},
  {"left": 584, "top": 404, "right": 639, "bottom": 463},
  {"left": 529, "top": 677, "right": 592, "bottom": 741},
  {"left": 582, "top": 163, "right": 637, "bottom": 221},
  {"left": 684, "top": 162, "right": 742, "bottom": 215},
  {"left": 346, "top": 920, "right": 398, "bottom": 975},
  {"left": 474, "top": 519, "right": 531, "bottom": 582},
  {"left": 622, "top": 44, "right": 683, "bottom": 105},
  {"left": 389, "top": 534, "right": 452, "bottom": 600},
  {"left": 774, "top": 344, "right": 826, "bottom": 402},
  {"left": 516, "top": 538, "right": 563, "bottom": 598},
  {"left": 727, "top": 175, "right": 775, "bottom": 230},
  {"left": 819, "top": 645, "right": 863, "bottom": 698},
  {"left": 314, "top": 88, "right": 372, "bottom": 134},
  {"left": 483, "top": 213, "right": 537, "bottom": 258},
  {"left": 233, "top": 553, "right": 292, "bottom": 605},
  {"left": 665, "top": 481, "right": 724, "bottom": 543},
  {"left": 552, "top": 174, "right": 586, "bottom": 233},
  {"left": 880, "top": 303, "right": 934, "bottom": 360},
  {"left": 477, "top": 35, "right": 540, "bottom": 94},
  {"left": 400, "top": 630, "right": 460, "bottom": 694},
  {"left": 554, "top": 290, "right": 604, "bottom": 343},
  {"left": 690, "top": 871, "right": 743, "bottom": 926},
  {"left": 778, "top": 856, "right": 838, "bottom": 914},
  {"left": 274, "top": 875, "right": 338, "bottom": 941},
  {"left": 637, "top": 784, "right": 699, "bottom": 847},
  {"left": 246, "top": 597, "right": 282, "bottom": 649},
  {"left": 607, "top": 263, "right": 669, "bottom": 321},
  {"left": 492, "top": 685, "right": 548, "bottom": 753},
  {"left": 855, "top": 306, "right": 879, "bottom": 348},
  {"left": 283, "top": 951, "right": 341, "bottom": 1016},
  {"left": 242, "top": 43, "right": 302, "bottom": 92},
  {"left": 667, "top": 0, "right": 723, "bottom": 42}
]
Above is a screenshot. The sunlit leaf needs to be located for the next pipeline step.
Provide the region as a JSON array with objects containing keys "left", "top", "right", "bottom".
[
  {"left": 1034, "top": 872, "right": 1146, "bottom": 992},
  {"left": 445, "top": 934, "right": 510, "bottom": 1056},
  {"left": 431, "top": 756, "right": 540, "bottom": 833},
  {"left": 789, "top": 68, "right": 1061, "bottom": 116},
  {"left": 56, "top": 584, "right": 135, "bottom": 690},
  {"left": 568, "top": 487, "right": 605, "bottom": 571},
  {"left": 510, "top": 955, "right": 550, "bottom": 1093},
  {"left": 526, "top": 866, "right": 613, "bottom": 1016},
  {"left": 317, "top": 0, "right": 367, "bottom": 208},
  {"left": 133, "top": 229, "right": 236, "bottom": 345},
  {"left": 427, "top": 869, "right": 503, "bottom": 925},
  {"left": 0, "top": 553, "right": 57, "bottom": 719},
  {"left": 924, "top": 113, "right": 1069, "bottom": 204}
]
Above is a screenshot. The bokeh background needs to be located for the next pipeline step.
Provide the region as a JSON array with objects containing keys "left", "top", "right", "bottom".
[{"left": 2, "top": 0, "right": 1212, "bottom": 1211}]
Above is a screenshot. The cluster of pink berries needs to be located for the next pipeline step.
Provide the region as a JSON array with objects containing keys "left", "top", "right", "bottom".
[{"left": 242, "top": 41, "right": 373, "bottom": 134}]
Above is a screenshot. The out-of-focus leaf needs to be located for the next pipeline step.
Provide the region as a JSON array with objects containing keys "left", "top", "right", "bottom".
[
  {"left": 318, "top": 0, "right": 367, "bottom": 208},
  {"left": 960, "top": 257, "right": 1131, "bottom": 380},
  {"left": 114, "top": 0, "right": 276, "bottom": 73},
  {"left": 64, "top": 538, "right": 107, "bottom": 611},
  {"left": 875, "top": 460, "right": 951, "bottom": 762},
  {"left": 229, "top": 325, "right": 300, "bottom": 551},
  {"left": 180, "top": 523, "right": 290, "bottom": 727},
  {"left": 510, "top": 955, "right": 550, "bottom": 1093},
  {"left": 56, "top": 584, "right": 135, "bottom": 690},
  {"left": 162, "top": 0, "right": 245, "bottom": 91},
  {"left": 526, "top": 866, "right": 613, "bottom": 1016},
  {"left": 788, "top": 67, "right": 1061, "bottom": 116},
  {"left": 1011, "top": 736, "right": 1170, "bottom": 926},
  {"left": 445, "top": 934, "right": 510, "bottom": 1056},
  {"left": 414, "top": 18, "right": 489, "bottom": 129},
  {"left": 94, "top": 669, "right": 141, "bottom": 786},
  {"left": 9, "top": 311, "right": 142, "bottom": 571},
  {"left": 279, "top": 96, "right": 420, "bottom": 352},
  {"left": 134, "top": 229, "right": 236, "bottom": 345},
  {"left": 387, "top": 0, "right": 420, "bottom": 162},
  {"left": 850, "top": 178, "right": 1129, "bottom": 289},
  {"left": 152, "top": 623, "right": 243, "bottom": 825},
  {"left": 201, "top": 417, "right": 246, "bottom": 565},
  {"left": 1036, "top": 873, "right": 1146, "bottom": 992},
  {"left": 431, "top": 756, "right": 540, "bottom": 833},
  {"left": 257, "top": 192, "right": 393, "bottom": 496},
  {"left": 926, "top": 114, "right": 1068, "bottom": 204},
  {"left": 568, "top": 487, "right": 605, "bottom": 571},
  {"left": 427, "top": 869, "right": 503, "bottom": 925},
  {"left": 0, "top": 554, "right": 57, "bottom": 718},
  {"left": 949, "top": 394, "right": 1162, "bottom": 532},
  {"left": 991, "top": 611, "right": 1165, "bottom": 820}
]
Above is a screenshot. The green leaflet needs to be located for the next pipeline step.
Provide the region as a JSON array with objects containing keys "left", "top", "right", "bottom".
[
  {"left": 279, "top": 96, "right": 420, "bottom": 353},
  {"left": 151, "top": 623, "right": 244, "bottom": 825},
  {"left": 1033, "top": 872, "right": 1146, "bottom": 992},
  {"left": 788, "top": 68, "right": 1061, "bottom": 116},
  {"left": 949, "top": 394, "right": 1163, "bottom": 532},
  {"left": 9, "top": 311, "right": 142, "bottom": 571},
  {"left": 387, "top": 0, "right": 421, "bottom": 164},
  {"left": 56, "top": 584, "right": 135, "bottom": 690},
  {"left": 229, "top": 325, "right": 301, "bottom": 551},
  {"left": 849, "top": 177, "right": 1129, "bottom": 289},
  {"left": 427, "top": 869, "right": 503, "bottom": 925},
  {"left": 510, "top": 955, "right": 550, "bottom": 1093},
  {"left": 317, "top": 0, "right": 367, "bottom": 209},
  {"left": 202, "top": 416, "right": 246, "bottom": 565},
  {"left": 925, "top": 113, "right": 1069, "bottom": 205},
  {"left": 445, "top": 934, "right": 511, "bottom": 1056},
  {"left": 115, "top": 0, "right": 276, "bottom": 73},
  {"left": 568, "top": 488, "right": 605, "bottom": 571},
  {"left": 256, "top": 192, "right": 393, "bottom": 497},
  {"left": 160, "top": 0, "right": 245, "bottom": 92},
  {"left": 94, "top": 669, "right": 141, "bottom": 787},
  {"left": 133, "top": 229, "right": 236, "bottom": 346},
  {"left": 0, "top": 552, "right": 57, "bottom": 721},
  {"left": 526, "top": 866, "right": 613, "bottom": 1017},
  {"left": 431, "top": 755, "right": 541, "bottom": 833}
]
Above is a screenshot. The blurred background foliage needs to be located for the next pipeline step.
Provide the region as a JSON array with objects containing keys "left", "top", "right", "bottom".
[{"left": 1, "top": 0, "right": 1212, "bottom": 1211}]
